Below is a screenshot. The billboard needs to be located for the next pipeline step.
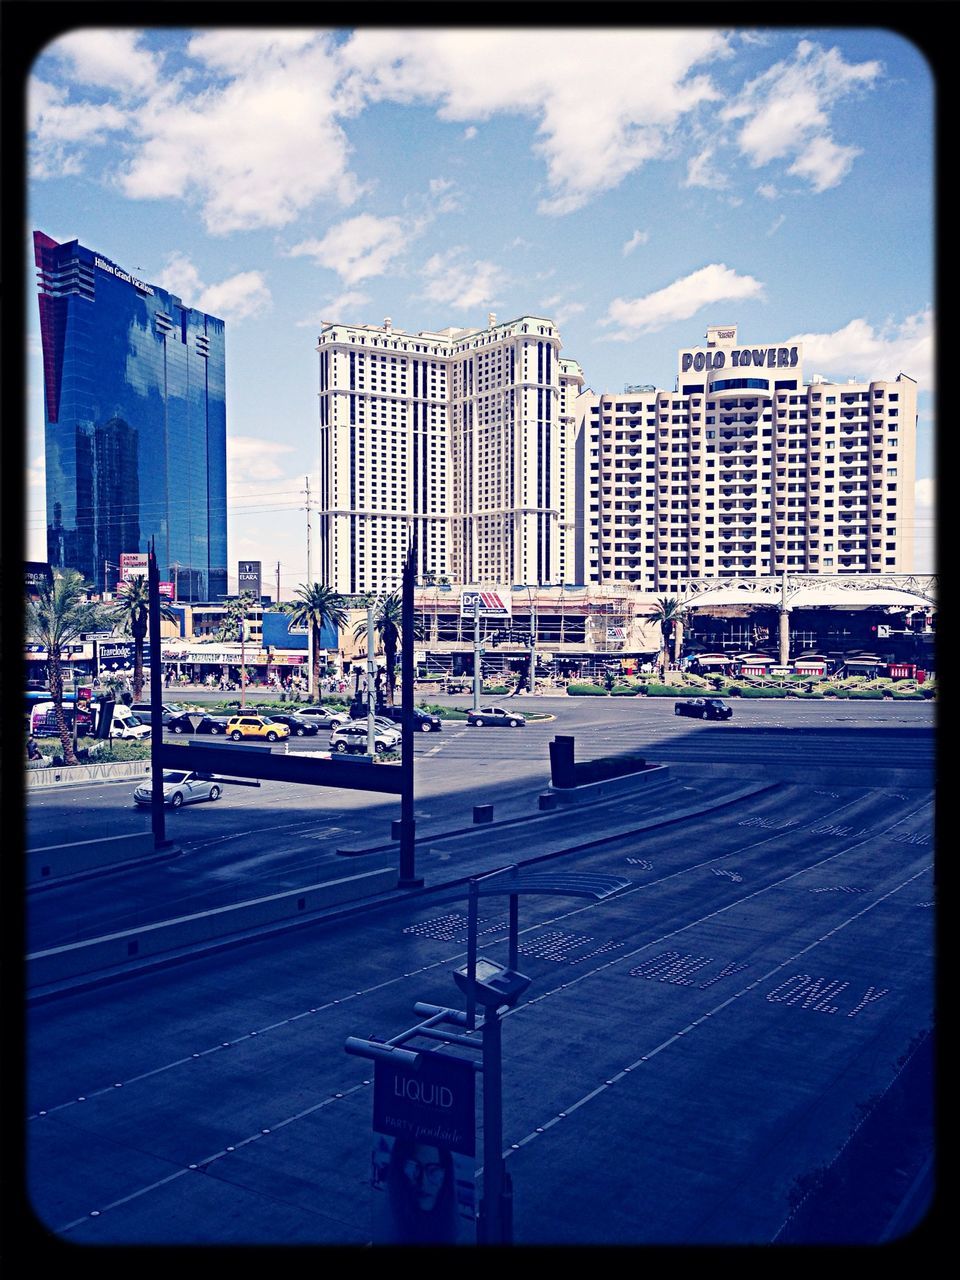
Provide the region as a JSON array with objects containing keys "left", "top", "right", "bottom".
[
  {"left": 120, "top": 552, "right": 148, "bottom": 583},
  {"left": 159, "top": 581, "right": 175, "bottom": 599},
  {"left": 25, "top": 561, "right": 53, "bottom": 596},
  {"left": 371, "top": 1049, "right": 476, "bottom": 1244},
  {"left": 460, "top": 590, "right": 511, "bottom": 619},
  {"left": 238, "top": 560, "right": 262, "bottom": 599}
]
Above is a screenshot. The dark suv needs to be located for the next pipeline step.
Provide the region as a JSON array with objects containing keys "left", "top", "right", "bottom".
[
  {"left": 375, "top": 705, "right": 442, "bottom": 733},
  {"left": 674, "top": 697, "right": 732, "bottom": 721}
]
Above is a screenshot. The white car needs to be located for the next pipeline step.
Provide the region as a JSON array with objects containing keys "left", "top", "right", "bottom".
[
  {"left": 329, "top": 721, "right": 400, "bottom": 755},
  {"left": 133, "top": 770, "right": 223, "bottom": 808}
]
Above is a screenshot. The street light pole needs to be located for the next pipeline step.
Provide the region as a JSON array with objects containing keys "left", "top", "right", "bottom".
[
  {"left": 473, "top": 599, "right": 481, "bottom": 711},
  {"left": 366, "top": 601, "right": 376, "bottom": 757},
  {"left": 528, "top": 590, "right": 536, "bottom": 694}
]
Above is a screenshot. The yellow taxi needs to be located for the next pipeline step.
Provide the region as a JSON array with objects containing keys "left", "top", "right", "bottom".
[{"left": 225, "top": 714, "right": 290, "bottom": 742}]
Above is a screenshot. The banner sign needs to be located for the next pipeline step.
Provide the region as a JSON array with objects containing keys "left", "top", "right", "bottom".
[
  {"left": 120, "top": 552, "right": 148, "bottom": 583},
  {"left": 460, "top": 590, "right": 511, "bottom": 619},
  {"left": 606, "top": 627, "right": 625, "bottom": 640},
  {"left": 159, "top": 581, "right": 175, "bottom": 599},
  {"left": 371, "top": 1049, "right": 476, "bottom": 1244},
  {"left": 25, "top": 561, "right": 53, "bottom": 596}
]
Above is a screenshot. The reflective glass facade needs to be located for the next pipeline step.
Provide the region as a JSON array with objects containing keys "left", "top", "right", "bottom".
[{"left": 34, "top": 231, "right": 227, "bottom": 600}]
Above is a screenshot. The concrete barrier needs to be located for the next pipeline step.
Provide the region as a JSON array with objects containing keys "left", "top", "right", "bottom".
[
  {"left": 548, "top": 763, "right": 670, "bottom": 805},
  {"left": 26, "top": 758, "right": 151, "bottom": 788},
  {"left": 27, "top": 866, "right": 398, "bottom": 987},
  {"left": 28, "top": 832, "right": 161, "bottom": 885}
]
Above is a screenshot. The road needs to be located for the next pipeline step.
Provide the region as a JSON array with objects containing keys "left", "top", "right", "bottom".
[
  {"left": 26, "top": 699, "right": 935, "bottom": 953},
  {"left": 25, "top": 767, "right": 934, "bottom": 1245}
]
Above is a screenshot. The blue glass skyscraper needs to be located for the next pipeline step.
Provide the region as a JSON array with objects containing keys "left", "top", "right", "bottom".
[{"left": 34, "top": 231, "right": 227, "bottom": 601}]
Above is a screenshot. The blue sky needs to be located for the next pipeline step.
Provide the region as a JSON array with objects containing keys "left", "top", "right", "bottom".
[{"left": 25, "top": 25, "right": 936, "bottom": 590}]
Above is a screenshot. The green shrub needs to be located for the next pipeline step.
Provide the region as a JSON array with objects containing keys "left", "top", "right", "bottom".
[
  {"left": 737, "top": 685, "right": 786, "bottom": 697},
  {"left": 610, "top": 685, "right": 638, "bottom": 696},
  {"left": 890, "top": 691, "right": 923, "bottom": 700},
  {"left": 845, "top": 688, "right": 884, "bottom": 699},
  {"left": 566, "top": 683, "right": 608, "bottom": 696},
  {"left": 643, "top": 684, "right": 690, "bottom": 697},
  {"left": 483, "top": 685, "right": 510, "bottom": 695}
]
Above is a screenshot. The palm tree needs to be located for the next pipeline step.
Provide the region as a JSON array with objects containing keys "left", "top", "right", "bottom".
[
  {"left": 26, "top": 569, "right": 106, "bottom": 765},
  {"left": 353, "top": 592, "right": 404, "bottom": 705},
  {"left": 216, "top": 592, "right": 257, "bottom": 643},
  {"left": 108, "top": 574, "right": 177, "bottom": 701},
  {"left": 644, "top": 596, "right": 686, "bottom": 681},
  {"left": 285, "top": 583, "right": 348, "bottom": 697}
]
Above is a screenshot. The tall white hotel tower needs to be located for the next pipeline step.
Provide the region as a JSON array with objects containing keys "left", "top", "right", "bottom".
[
  {"left": 576, "top": 325, "right": 917, "bottom": 590},
  {"left": 316, "top": 315, "right": 583, "bottom": 594}
]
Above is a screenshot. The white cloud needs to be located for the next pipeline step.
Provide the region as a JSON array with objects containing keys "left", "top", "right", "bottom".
[
  {"left": 913, "top": 478, "right": 936, "bottom": 574},
  {"left": 786, "top": 309, "right": 933, "bottom": 391},
  {"left": 28, "top": 452, "right": 45, "bottom": 489},
  {"left": 787, "top": 135, "right": 861, "bottom": 193},
  {"left": 340, "top": 28, "right": 731, "bottom": 215},
  {"left": 722, "top": 39, "right": 881, "bottom": 190},
  {"left": 289, "top": 214, "right": 411, "bottom": 285},
  {"left": 157, "top": 253, "right": 272, "bottom": 323},
  {"left": 421, "top": 248, "right": 506, "bottom": 311},
  {"left": 228, "top": 435, "right": 296, "bottom": 487},
  {"left": 463, "top": 125, "right": 477, "bottom": 140},
  {"left": 756, "top": 182, "right": 779, "bottom": 200},
  {"left": 46, "top": 29, "right": 165, "bottom": 97},
  {"left": 28, "top": 77, "right": 126, "bottom": 177},
  {"left": 541, "top": 298, "right": 585, "bottom": 327},
  {"left": 684, "top": 148, "right": 727, "bottom": 190},
  {"left": 767, "top": 213, "right": 786, "bottom": 237},
  {"left": 295, "top": 291, "right": 372, "bottom": 327},
  {"left": 428, "top": 176, "right": 460, "bottom": 213},
  {"left": 623, "top": 229, "right": 649, "bottom": 256},
  {"left": 599, "top": 263, "right": 765, "bottom": 339}
]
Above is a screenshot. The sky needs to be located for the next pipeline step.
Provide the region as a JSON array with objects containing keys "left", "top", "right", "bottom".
[{"left": 23, "top": 23, "right": 937, "bottom": 593}]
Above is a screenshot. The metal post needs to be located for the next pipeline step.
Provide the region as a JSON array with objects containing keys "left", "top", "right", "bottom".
[
  {"left": 148, "top": 541, "right": 169, "bottom": 849},
  {"left": 367, "top": 603, "right": 376, "bottom": 757},
  {"left": 528, "top": 593, "right": 536, "bottom": 693},
  {"left": 480, "top": 1008, "right": 505, "bottom": 1244},
  {"left": 240, "top": 609, "right": 247, "bottom": 709},
  {"left": 398, "top": 542, "right": 421, "bottom": 886},
  {"left": 473, "top": 600, "right": 481, "bottom": 711}
]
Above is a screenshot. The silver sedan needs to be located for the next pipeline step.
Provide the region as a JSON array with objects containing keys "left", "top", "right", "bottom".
[{"left": 133, "top": 770, "right": 223, "bottom": 809}]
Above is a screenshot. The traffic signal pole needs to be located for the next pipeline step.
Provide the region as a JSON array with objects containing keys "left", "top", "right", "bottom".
[{"left": 473, "top": 600, "right": 481, "bottom": 711}]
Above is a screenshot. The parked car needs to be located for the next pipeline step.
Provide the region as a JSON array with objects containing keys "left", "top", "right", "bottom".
[
  {"left": 133, "top": 770, "right": 223, "bottom": 809},
  {"left": 266, "top": 712, "right": 320, "bottom": 737},
  {"left": 466, "top": 706, "right": 526, "bottom": 728},
  {"left": 376, "top": 705, "right": 443, "bottom": 733},
  {"left": 131, "top": 702, "right": 188, "bottom": 727},
  {"left": 225, "top": 714, "right": 290, "bottom": 742},
  {"left": 167, "top": 712, "right": 233, "bottom": 735},
  {"left": 329, "top": 721, "right": 400, "bottom": 755},
  {"left": 674, "top": 697, "right": 733, "bottom": 721},
  {"left": 296, "top": 705, "right": 351, "bottom": 728}
]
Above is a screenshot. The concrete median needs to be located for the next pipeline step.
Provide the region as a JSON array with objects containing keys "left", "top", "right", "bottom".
[{"left": 27, "top": 866, "right": 397, "bottom": 988}]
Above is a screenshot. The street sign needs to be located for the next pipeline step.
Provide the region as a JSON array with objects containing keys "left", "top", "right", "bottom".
[{"left": 188, "top": 715, "right": 205, "bottom": 732}]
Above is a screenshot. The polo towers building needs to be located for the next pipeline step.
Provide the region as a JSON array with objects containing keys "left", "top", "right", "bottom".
[{"left": 576, "top": 325, "right": 917, "bottom": 590}]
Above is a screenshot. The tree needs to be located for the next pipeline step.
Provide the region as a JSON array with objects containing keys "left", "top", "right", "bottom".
[
  {"left": 108, "top": 574, "right": 177, "bottom": 701},
  {"left": 285, "top": 583, "right": 348, "bottom": 697},
  {"left": 644, "top": 597, "right": 686, "bottom": 681},
  {"left": 216, "top": 592, "right": 257, "bottom": 644},
  {"left": 354, "top": 592, "right": 404, "bottom": 705},
  {"left": 26, "top": 569, "right": 106, "bottom": 765}
]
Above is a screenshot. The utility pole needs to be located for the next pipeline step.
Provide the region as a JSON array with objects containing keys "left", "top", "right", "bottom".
[
  {"left": 239, "top": 607, "right": 247, "bottom": 709},
  {"left": 473, "top": 599, "right": 482, "bottom": 711},
  {"left": 528, "top": 593, "right": 537, "bottom": 694},
  {"left": 366, "top": 602, "right": 377, "bottom": 757},
  {"left": 302, "top": 476, "right": 313, "bottom": 587},
  {"left": 276, "top": 560, "right": 281, "bottom": 606}
]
